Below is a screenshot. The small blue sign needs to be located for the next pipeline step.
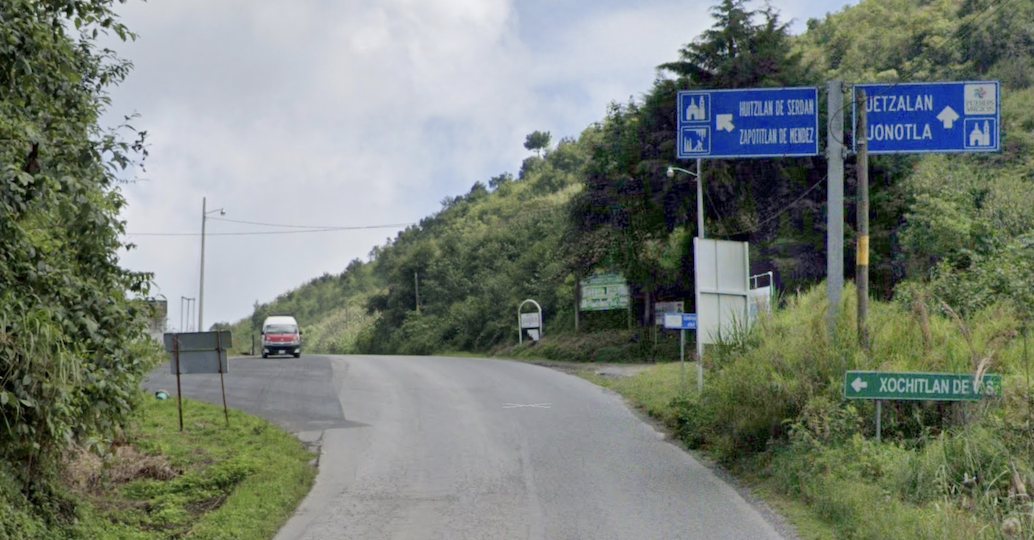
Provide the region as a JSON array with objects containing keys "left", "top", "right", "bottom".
[
  {"left": 853, "top": 81, "right": 1000, "bottom": 154},
  {"left": 677, "top": 87, "right": 820, "bottom": 160},
  {"left": 663, "top": 313, "right": 697, "bottom": 330}
]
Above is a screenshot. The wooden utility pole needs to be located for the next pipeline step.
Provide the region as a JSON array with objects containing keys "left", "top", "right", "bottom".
[
  {"left": 574, "top": 278, "right": 581, "bottom": 332},
  {"left": 414, "top": 272, "right": 420, "bottom": 313},
  {"left": 856, "top": 89, "right": 870, "bottom": 351}
]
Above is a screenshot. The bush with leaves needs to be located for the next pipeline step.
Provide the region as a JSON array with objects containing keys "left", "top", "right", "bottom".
[{"left": 0, "top": 0, "right": 154, "bottom": 488}]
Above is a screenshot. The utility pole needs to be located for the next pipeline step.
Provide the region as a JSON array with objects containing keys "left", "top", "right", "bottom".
[
  {"left": 199, "top": 197, "right": 207, "bottom": 332},
  {"left": 695, "top": 158, "right": 704, "bottom": 394},
  {"left": 574, "top": 278, "right": 581, "bottom": 332},
  {"left": 198, "top": 198, "right": 224, "bottom": 332},
  {"left": 856, "top": 89, "right": 870, "bottom": 351},
  {"left": 414, "top": 271, "right": 420, "bottom": 313},
  {"left": 827, "top": 81, "right": 845, "bottom": 333}
]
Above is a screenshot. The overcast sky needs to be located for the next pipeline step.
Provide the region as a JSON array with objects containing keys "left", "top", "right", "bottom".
[{"left": 110, "top": 0, "right": 855, "bottom": 331}]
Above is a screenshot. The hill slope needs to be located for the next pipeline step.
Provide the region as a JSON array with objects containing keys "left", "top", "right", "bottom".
[{"left": 232, "top": 0, "right": 1034, "bottom": 359}]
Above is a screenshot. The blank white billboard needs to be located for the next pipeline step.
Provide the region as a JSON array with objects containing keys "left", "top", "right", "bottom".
[{"left": 694, "top": 239, "right": 750, "bottom": 345}]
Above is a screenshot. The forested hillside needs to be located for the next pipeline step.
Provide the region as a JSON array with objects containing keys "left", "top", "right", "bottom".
[{"left": 234, "top": 0, "right": 1034, "bottom": 358}]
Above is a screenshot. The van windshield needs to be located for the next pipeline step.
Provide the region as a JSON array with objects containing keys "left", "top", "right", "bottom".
[{"left": 265, "top": 324, "right": 298, "bottom": 335}]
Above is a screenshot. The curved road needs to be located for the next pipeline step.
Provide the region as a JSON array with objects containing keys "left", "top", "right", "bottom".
[{"left": 145, "top": 355, "right": 794, "bottom": 540}]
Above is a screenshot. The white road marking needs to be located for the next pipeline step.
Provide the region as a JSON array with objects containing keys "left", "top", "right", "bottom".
[{"left": 502, "top": 403, "right": 551, "bottom": 409}]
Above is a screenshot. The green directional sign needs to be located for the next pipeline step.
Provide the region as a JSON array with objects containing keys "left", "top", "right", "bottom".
[{"left": 844, "top": 371, "right": 1002, "bottom": 401}]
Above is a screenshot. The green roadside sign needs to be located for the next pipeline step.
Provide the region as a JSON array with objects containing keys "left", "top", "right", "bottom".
[
  {"left": 844, "top": 371, "right": 1002, "bottom": 401},
  {"left": 579, "top": 273, "right": 630, "bottom": 312}
]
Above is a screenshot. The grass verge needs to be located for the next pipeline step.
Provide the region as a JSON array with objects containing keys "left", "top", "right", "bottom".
[
  {"left": 1, "top": 397, "right": 316, "bottom": 540},
  {"left": 574, "top": 283, "right": 1034, "bottom": 540}
]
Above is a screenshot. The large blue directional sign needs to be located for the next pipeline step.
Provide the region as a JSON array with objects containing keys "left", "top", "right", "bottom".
[
  {"left": 677, "top": 87, "right": 820, "bottom": 160},
  {"left": 853, "top": 81, "right": 1000, "bottom": 154}
]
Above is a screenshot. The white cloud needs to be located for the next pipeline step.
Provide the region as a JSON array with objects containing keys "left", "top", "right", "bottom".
[{"left": 109, "top": 0, "right": 856, "bottom": 329}]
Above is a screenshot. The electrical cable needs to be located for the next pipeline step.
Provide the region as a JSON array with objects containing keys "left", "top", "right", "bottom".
[
  {"left": 207, "top": 217, "right": 414, "bottom": 230},
  {"left": 126, "top": 222, "right": 416, "bottom": 237},
  {"left": 714, "top": 174, "right": 828, "bottom": 238}
]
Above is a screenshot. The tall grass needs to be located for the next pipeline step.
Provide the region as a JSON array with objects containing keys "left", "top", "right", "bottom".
[{"left": 616, "top": 282, "right": 1034, "bottom": 539}]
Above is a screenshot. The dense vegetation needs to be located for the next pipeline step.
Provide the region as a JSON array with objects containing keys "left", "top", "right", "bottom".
[
  {"left": 237, "top": 0, "right": 1034, "bottom": 357},
  {"left": 0, "top": 1, "right": 164, "bottom": 537}
]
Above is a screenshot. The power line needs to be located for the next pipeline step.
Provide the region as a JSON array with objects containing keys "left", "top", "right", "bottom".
[
  {"left": 207, "top": 217, "right": 413, "bottom": 230},
  {"left": 127, "top": 222, "right": 414, "bottom": 237},
  {"left": 715, "top": 174, "right": 828, "bottom": 238}
]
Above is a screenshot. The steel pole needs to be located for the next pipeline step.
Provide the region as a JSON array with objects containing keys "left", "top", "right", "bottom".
[
  {"left": 826, "top": 81, "right": 845, "bottom": 334},
  {"left": 680, "top": 328, "right": 686, "bottom": 387},
  {"left": 696, "top": 158, "right": 705, "bottom": 393},
  {"left": 199, "top": 197, "right": 206, "bottom": 332}
]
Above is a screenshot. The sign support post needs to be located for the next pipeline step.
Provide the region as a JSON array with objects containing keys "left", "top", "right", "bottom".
[
  {"left": 696, "top": 157, "right": 704, "bottom": 393},
  {"left": 173, "top": 334, "right": 184, "bottom": 432},
  {"left": 827, "top": 80, "right": 845, "bottom": 335},
  {"left": 216, "top": 331, "right": 230, "bottom": 427},
  {"left": 876, "top": 401, "right": 882, "bottom": 444},
  {"left": 680, "top": 328, "right": 686, "bottom": 386}
]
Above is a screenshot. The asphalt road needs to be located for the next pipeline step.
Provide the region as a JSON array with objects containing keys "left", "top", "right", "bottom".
[{"left": 145, "top": 355, "right": 793, "bottom": 540}]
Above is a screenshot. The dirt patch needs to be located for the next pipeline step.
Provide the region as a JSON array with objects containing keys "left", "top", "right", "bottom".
[
  {"left": 64, "top": 445, "right": 178, "bottom": 493},
  {"left": 522, "top": 359, "right": 652, "bottom": 378}
]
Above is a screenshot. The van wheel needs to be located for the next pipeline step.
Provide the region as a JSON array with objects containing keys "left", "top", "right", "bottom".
[
  {"left": 293, "top": 352, "right": 301, "bottom": 358},
  {"left": 262, "top": 352, "right": 268, "bottom": 359}
]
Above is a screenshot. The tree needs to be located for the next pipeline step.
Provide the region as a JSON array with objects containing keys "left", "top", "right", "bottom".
[
  {"left": 659, "top": 0, "right": 804, "bottom": 88},
  {"left": 523, "top": 130, "right": 552, "bottom": 156},
  {"left": 488, "top": 172, "right": 513, "bottom": 190},
  {"left": 0, "top": 0, "right": 152, "bottom": 487}
]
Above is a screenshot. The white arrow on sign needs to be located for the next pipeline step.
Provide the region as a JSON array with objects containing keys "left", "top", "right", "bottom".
[
  {"left": 717, "top": 114, "right": 735, "bottom": 132},
  {"left": 936, "top": 106, "right": 960, "bottom": 129},
  {"left": 851, "top": 377, "right": 868, "bottom": 393}
]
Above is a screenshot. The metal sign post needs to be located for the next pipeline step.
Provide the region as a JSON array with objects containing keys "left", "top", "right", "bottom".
[
  {"left": 163, "top": 330, "right": 232, "bottom": 431},
  {"left": 216, "top": 331, "right": 229, "bottom": 427},
  {"left": 664, "top": 313, "right": 697, "bottom": 388},
  {"left": 173, "top": 334, "right": 184, "bottom": 432}
]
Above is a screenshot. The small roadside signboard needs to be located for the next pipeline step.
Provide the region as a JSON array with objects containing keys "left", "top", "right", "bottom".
[
  {"left": 844, "top": 371, "right": 1002, "bottom": 401},
  {"left": 663, "top": 313, "right": 697, "bottom": 330},
  {"left": 853, "top": 81, "right": 1000, "bottom": 155},
  {"left": 520, "top": 312, "right": 541, "bottom": 329},
  {"left": 654, "top": 301, "right": 684, "bottom": 326},
  {"left": 163, "top": 330, "right": 233, "bottom": 431},
  {"left": 579, "top": 273, "right": 629, "bottom": 311},
  {"left": 677, "top": 87, "right": 820, "bottom": 159}
]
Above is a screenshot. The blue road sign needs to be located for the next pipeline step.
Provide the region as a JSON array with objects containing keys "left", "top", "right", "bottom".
[
  {"left": 663, "top": 313, "right": 697, "bottom": 330},
  {"left": 853, "top": 81, "right": 1000, "bottom": 155},
  {"left": 677, "top": 87, "right": 820, "bottom": 160}
]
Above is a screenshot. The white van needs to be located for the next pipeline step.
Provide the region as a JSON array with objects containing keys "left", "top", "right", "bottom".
[{"left": 261, "top": 315, "right": 302, "bottom": 358}]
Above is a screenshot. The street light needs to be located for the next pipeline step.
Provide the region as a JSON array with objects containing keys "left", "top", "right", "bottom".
[
  {"left": 667, "top": 161, "right": 706, "bottom": 393},
  {"left": 199, "top": 197, "right": 225, "bottom": 332},
  {"left": 666, "top": 164, "right": 704, "bottom": 240}
]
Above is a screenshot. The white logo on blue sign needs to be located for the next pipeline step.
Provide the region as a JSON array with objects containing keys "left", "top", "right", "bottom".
[
  {"left": 681, "top": 127, "right": 710, "bottom": 155},
  {"left": 963, "top": 118, "right": 996, "bottom": 149},
  {"left": 683, "top": 94, "right": 709, "bottom": 123}
]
